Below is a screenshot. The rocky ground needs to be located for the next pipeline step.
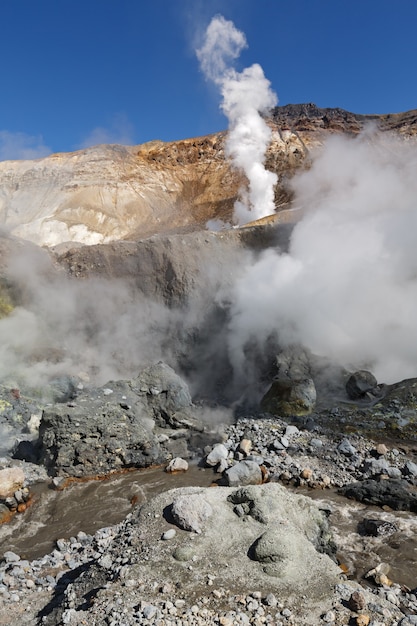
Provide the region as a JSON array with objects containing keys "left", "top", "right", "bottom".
[{"left": 1, "top": 362, "right": 417, "bottom": 624}]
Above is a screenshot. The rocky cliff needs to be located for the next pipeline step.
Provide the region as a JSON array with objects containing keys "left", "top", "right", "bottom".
[{"left": 1, "top": 104, "right": 416, "bottom": 248}]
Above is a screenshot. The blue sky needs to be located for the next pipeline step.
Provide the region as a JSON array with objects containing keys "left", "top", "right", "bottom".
[{"left": 1, "top": 0, "right": 416, "bottom": 158}]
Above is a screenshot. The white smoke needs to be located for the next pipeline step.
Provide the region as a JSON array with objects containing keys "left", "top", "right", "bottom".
[
  {"left": 227, "top": 129, "right": 417, "bottom": 384},
  {"left": 0, "top": 130, "right": 51, "bottom": 161},
  {"left": 196, "top": 15, "right": 278, "bottom": 225}
]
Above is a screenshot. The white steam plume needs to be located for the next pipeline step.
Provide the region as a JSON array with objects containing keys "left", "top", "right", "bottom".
[
  {"left": 227, "top": 129, "right": 417, "bottom": 384},
  {"left": 0, "top": 130, "right": 51, "bottom": 161},
  {"left": 196, "top": 15, "right": 278, "bottom": 225}
]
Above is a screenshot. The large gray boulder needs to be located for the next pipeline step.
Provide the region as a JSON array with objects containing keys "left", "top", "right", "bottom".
[
  {"left": 37, "top": 362, "right": 203, "bottom": 477},
  {"left": 261, "top": 377, "right": 317, "bottom": 416}
]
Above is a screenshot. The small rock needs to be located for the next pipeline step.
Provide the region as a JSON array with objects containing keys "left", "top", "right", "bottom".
[
  {"left": 348, "top": 590, "right": 366, "bottom": 611},
  {"left": 355, "top": 615, "right": 370, "bottom": 626},
  {"left": 362, "top": 518, "right": 397, "bottom": 537},
  {"left": 300, "top": 468, "right": 313, "bottom": 480},
  {"left": 173, "top": 546, "right": 194, "bottom": 561},
  {"left": 404, "top": 460, "right": 417, "bottom": 477},
  {"left": 3, "top": 551, "right": 20, "bottom": 563},
  {"left": 162, "top": 529, "right": 176, "bottom": 540},
  {"left": 239, "top": 439, "right": 252, "bottom": 455},
  {"left": 264, "top": 593, "right": 277, "bottom": 607},
  {"left": 142, "top": 604, "right": 157, "bottom": 620},
  {"left": 206, "top": 443, "right": 228, "bottom": 467},
  {"left": 310, "top": 438, "right": 323, "bottom": 448},
  {"left": 285, "top": 425, "right": 300, "bottom": 437},
  {"left": 165, "top": 457, "right": 189, "bottom": 473},
  {"left": 338, "top": 439, "right": 357, "bottom": 456},
  {"left": 0, "top": 504, "right": 11, "bottom": 524},
  {"left": 376, "top": 443, "right": 388, "bottom": 456}
]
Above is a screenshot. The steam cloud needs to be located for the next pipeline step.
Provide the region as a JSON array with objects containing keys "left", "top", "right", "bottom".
[
  {"left": 77, "top": 113, "right": 135, "bottom": 149},
  {"left": 1, "top": 127, "right": 417, "bottom": 406},
  {"left": 196, "top": 15, "right": 278, "bottom": 225},
  {"left": 227, "top": 129, "right": 417, "bottom": 384},
  {"left": 0, "top": 130, "right": 51, "bottom": 161}
]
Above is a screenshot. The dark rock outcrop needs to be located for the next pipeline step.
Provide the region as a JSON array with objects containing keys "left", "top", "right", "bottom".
[
  {"left": 37, "top": 362, "right": 203, "bottom": 477},
  {"left": 340, "top": 478, "right": 417, "bottom": 512}
]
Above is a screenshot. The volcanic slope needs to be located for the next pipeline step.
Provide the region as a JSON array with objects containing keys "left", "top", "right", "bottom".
[{"left": 1, "top": 104, "right": 416, "bottom": 248}]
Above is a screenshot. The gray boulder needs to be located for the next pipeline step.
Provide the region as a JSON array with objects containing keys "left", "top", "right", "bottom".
[
  {"left": 225, "top": 460, "right": 263, "bottom": 487},
  {"left": 346, "top": 370, "right": 378, "bottom": 400},
  {"left": 171, "top": 491, "right": 213, "bottom": 533},
  {"left": 261, "top": 377, "right": 316, "bottom": 416},
  {"left": 37, "top": 362, "right": 203, "bottom": 477}
]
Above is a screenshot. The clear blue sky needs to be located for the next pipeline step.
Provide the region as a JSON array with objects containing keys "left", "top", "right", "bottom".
[{"left": 1, "top": 0, "right": 416, "bottom": 158}]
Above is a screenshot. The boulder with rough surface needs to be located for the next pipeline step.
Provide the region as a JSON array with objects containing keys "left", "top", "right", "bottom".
[
  {"left": 261, "top": 377, "right": 317, "bottom": 416},
  {"left": 36, "top": 362, "right": 203, "bottom": 477}
]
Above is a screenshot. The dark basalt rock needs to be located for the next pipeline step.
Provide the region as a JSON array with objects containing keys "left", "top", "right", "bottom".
[
  {"left": 340, "top": 478, "right": 417, "bottom": 512},
  {"left": 346, "top": 370, "right": 378, "bottom": 400},
  {"left": 359, "top": 517, "right": 398, "bottom": 537}
]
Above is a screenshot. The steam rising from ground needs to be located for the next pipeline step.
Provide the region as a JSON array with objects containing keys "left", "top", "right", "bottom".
[
  {"left": 1, "top": 129, "right": 417, "bottom": 406},
  {"left": 228, "top": 130, "right": 417, "bottom": 384},
  {"left": 197, "top": 15, "right": 278, "bottom": 225}
]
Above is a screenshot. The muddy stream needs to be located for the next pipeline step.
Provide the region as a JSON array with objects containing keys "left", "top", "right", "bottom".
[{"left": 0, "top": 464, "right": 416, "bottom": 590}]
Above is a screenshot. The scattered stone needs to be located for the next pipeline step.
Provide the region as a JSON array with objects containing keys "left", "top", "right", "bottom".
[
  {"left": 338, "top": 439, "right": 357, "bottom": 456},
  {"left": 206, "top": 443, "right": 229, "bottom": 467},
  {"left": 322, "top": 610, "right": 336, "bottom": 622},
  {"left": 238, "top": 439, "right": 252, "bottom": 455},
  {"left": 161, "top": 528, "right": 176, "bottom": 540},
  {"left": 348, "top": 590, "right": 366, "bottom": 611},
  {"left": 361, "top": 518, "right": 397, "bottom": 537},
  {"left": 375, "top": 443, "right": 388, "bottom": 456},
  {"left": 173, "top": 546, "right": 194, "bottom": 562},
  {"left": 165, "top": 457, "right": 189, "bottom": 473},
  {"left": 0, "top": 504, "right": 11, "bottom": 524},
  {"left": 300, "top": 468, "right": 313, "bottom": 480},
  {"left": 285, "top": 425, "right": 300, "bottom": 437},
  {"left": 224, "top": 460, "right": 263, "bottom": 487},
  {"left": 3, "top": 551, "right": 20, "bottom": 563},
  {"left": 404, "top": 460, "right": 417, "bottom": 477}
]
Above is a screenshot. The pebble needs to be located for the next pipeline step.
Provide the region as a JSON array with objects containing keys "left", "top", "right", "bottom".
[
  {"left": 349, "top": 590, "right": 366, "bottom": 611},
  {"left": 238, "top": 438, "right": 252, "bottom": 455},
  {"left": 161, "top": 529, "right": 176, "bottom": 540},
  {"left": 322, "top": 610, "right": 336, "bottom": 622}
]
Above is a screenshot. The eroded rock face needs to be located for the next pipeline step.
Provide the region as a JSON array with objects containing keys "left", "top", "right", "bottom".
[{"left": 36, "top": 362, "right": 203, "bottom": 477}]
